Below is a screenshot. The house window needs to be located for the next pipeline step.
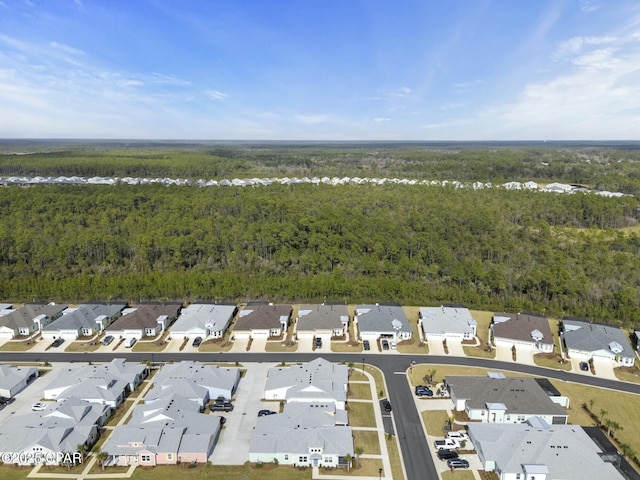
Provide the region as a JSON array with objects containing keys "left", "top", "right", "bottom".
[
  {"left": 284, "top": 455, "right": 288, "bottom": 461},
  {"left": 141, "top": 455, "right": 150, "bottom": 462},
  {"left": 517, "top": 416, "right": 525, "bottom": 422},
  {"left": 167, "top": 454, "right": 173, "bottom": 460},
  {"left": 324, "top": 457, "right": 332, "bottom": 463},
  {"left": 298, "top": 456, "right": 307, "bottom": 463},
  {"left": 516, "top": 475, "right": 521, "bottom": 480}
]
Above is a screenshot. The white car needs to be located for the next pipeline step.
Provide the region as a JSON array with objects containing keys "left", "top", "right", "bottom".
[
  {"left": 31, "top": 402, "right": 47, "bottom": 411},
  {"left": 390, "top": 341, "right": 397, "bottom": 350},
  {"left": 447, "top": 431, "right": 469, "bottom": 442}
]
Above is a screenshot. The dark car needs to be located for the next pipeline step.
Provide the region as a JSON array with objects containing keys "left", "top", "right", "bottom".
[
  {"left": 102, "top": 335, "right": 114, "bottom": 346},
  {"left": 382, "top": 400, "right": 392, "bottom": 412},
  {"left": 381, "top": 339, "right": 390, "bottom": 350},
  {"left": 51, "top": 337, "right": 65, "bottom": 348},
  {"left": 363, "top": 340, "right": 370, "bottom": 351},
  {"left": 258, "top": 409, "right": 277, "bottom": 417},
  {"left": 580, "top": 361, "right": 589, "bottom": 371},
  {"left": 437, "top": 449, "right": 459, "bottom": 461},
  {"left": 315, "top": 337, "right": 322, "bottom": 349},
  {"left": 210, "top": 402, "right": 234, "bottom": 412},
  {"left": 192, "top": 336, "right": 202, "bottom": 347},
  {"left": 447, "top": 458, "right": 469, "bottom": 469},
  {"left": 415, "top": 386, "right": 434, "bottom": 397}
]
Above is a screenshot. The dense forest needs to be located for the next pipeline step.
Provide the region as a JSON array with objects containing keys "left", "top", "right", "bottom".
[{"left": 0, "top": 178, "right": 639, "bottom": 327}]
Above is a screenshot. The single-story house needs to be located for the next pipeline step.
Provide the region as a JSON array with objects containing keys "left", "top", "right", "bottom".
[
  {"left": 354, "top": 304, "right": 412, "bottom": 342},
  {"left": 233, "top": 303, "right": 292, "bottom": 339},
  {"left": 44, "top": 358, "right": 147, "bottom": 407},
  {"left": 445, "top": 374, "right": 569, "bottom": 425},
  {"left": 264, "top": 357, "right": 348, "bottom": 409},
  {"left": 469, "top": 417, "right": 626, "bottom": 480},
  {"left": 41, "top": 303, "right": 126, "bottom": 340},
  {"left": 295, "top": 304, "right": 348, "bottom": 341},
  {"left": 0, "top": 363, "right": 38, "bottom": 398},
  {"left": 562, "top": 318, "right": 635, "bottom": 366},
  {"left": 0, "top": 303, "right": 67, "bottom": 339},
  {"left": 145, "top": 361, "right": 240, "bottom": 406},
  {"left": 168, "top": 303, "right": 237, "bottom": 340},
  {"left": 492, "top": 312, "right": 554, "bottom": 353},
  {"left": 106, "top": 303, "right": 182, "bottom": 339},
  {"left": 419, "top": 306, "right": 477, "bottom": 341}
]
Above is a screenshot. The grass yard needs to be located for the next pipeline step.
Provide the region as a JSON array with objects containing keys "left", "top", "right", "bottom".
[
  {"left": 397, "top": 306, "right": 429, "bottom": 354},
  {"left": 533, "top": 352, "right": 572, "bottom": 371},
  {"left": 387, "top": 434, "right": 404, "bottom": 480},
  {"left": 421, "top": 410, "right": 450, "bottom": 437},
  {"left": 441, "top": 470, "right": 475, "bottom": 480},
  {"left": 0, "top": 341, "right": 34, "bottom": 352},
  {"left": 364, "top": 364, "right": 387, "bottom": 399},
  {"left": 0, "top": 466, "right": 33, "bottom": 480},
  {"left": 353, "top": 430, "right": 382, "bottom": 455},
  {"left": 199, "top": 337, "right": 233, "bottom": 352},
  {"left": 132, "top": 463, "right": 314, "bottom": 480},
  {"left": 348, "top": 382, "right": 372, "bottom": 400},
  {"left": 331, "top": 320, "right": 363, "bottom": 352},
  {"left": 64, "top": 340, "right": 101, "bottom": 352},
  {"left": 347, "top": 401, "right": 377, "bottom": 428},
  {"left": 132, "top": 341, "right": 168, "bottom": 352},
  {"left": 614, "top": 365, "right": 640, "bottom": 384}
]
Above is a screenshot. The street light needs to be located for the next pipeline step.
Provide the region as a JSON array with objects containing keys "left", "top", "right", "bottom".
[
  {"left": 379, "top": 467, "right": 383, "bottom": 480},
  {"left": 362, "top": 357, "right": 365, "bottom": 373}
]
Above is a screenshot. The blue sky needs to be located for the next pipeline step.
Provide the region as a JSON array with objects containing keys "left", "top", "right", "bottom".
[{"left": 1, "top": 0, "right": 640, "bottom": 140}]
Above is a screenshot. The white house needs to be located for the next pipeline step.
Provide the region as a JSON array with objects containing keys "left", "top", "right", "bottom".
[
  {"left": 354, "top": 304, "right": 412, "bottom": 342},
  {"left": 0, "top": 363, "right": 38, "bottom": 398},
  {"left": 419, "top": 306, "right": 477, "bottom": 341},
  {"left": 41, "top": 303, "right": 126, "bottom": 340},
  {"left": 168, "top": 303, "right": 237, "bottom": 340}
]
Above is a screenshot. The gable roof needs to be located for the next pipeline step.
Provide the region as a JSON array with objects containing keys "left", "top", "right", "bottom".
[
  {"left": 0, "top": 363, "right": 37, "bottom": 391},
  {"left": 420, "top": 306, "right": 477, "bottom": 335},
  {"left": 43, "top": 303, "right": 126, "bottom": 332},
  {"left": 106, "top": 303, "right": 181, "bottom": 331},
  {"left": 446, "top": 376, "right": 568, "bottom": 416},
  {"left": 169, "top": 303, "right": 236, "bottom": 333},
  {"left": 562, "top": 319, "right": 634, "bottom": 358},
  {"left": 355, "top": 304, "right": 411, "bottom": 334},
  {"left": 250, "top": 425, "right": 353, "bottom": 457},
  {"left": 234, "top": 304, "right": 292, "bottom": 331},
  {"left": 0, "top": 303, "right": 68, "bottom": 330},
  {"left": 296, "top": 304, "right": 348, "bottom": 332},
  {"left": 493, "top": 312, "right": 553, "bottom": 345}
]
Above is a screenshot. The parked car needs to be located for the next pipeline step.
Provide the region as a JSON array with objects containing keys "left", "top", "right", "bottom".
[
  {"left": 31, "top": 402, "right": 47, "bottom": 411},
  {"left": 258, "top": 409, "right": 277, "bottom": 417},
  {"left": 124, "top": 337, "right": 137, "bottom": 348},
  {"left": 0, "top": 396, "right": 14, "bottom": 405},
  {"left": 315, "top": 337, "right": 322, "bottom": 349},
  {"left": 210, "top": 402, "right": 234, "bottom": 412},
  {"left": 192, "top": 336, "right": 202, "bottom": 347},
  {"left": 415, "top": 386, "right": 434, "bottom": 397},
  {"left": 102, "top": 335, "right": 114, "bottom": 346},
  {"left": 447, "top": 458, "right": 469, "bottom": 469},
  {"left": 382, "top": 400, "right": 392, "bottom": 412},
  {"left": 381, "top": 339, "right": 390, "bottom": 350},
  {"left": 50, "top": 337, "right": 65, "bottom": 348},
  {"left": 437, "top": 449, "right": 459, "bottom": 461},
  {"left": 446, "top": 431, "right": 469, "bottom": 442},
  {"left": 580, "top": 361, "right": 589, "bottom": 371},
  {"left": 390, "top": 341, "right": 397, "bottom": 350},
  {"left": 363, "top": 340, "right": 370, "bottom": 351},
  {"left": 434, "top": 438, "right": 460, "bottom": 450}
]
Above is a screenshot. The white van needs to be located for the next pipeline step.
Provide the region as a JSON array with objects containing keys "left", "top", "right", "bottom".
[{"left": 124, "top": 337, "right": 137, "bottom": 348}]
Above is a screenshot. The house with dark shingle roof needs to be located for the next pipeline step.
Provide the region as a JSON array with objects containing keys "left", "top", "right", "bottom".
[
  {"left": 492, "top": 312, "right": 554, "bottom": 353},
  {"left": 233, "top": 304, "right": 292, "bottom": 339},
  {"left": 561, "top": 318, "right": 635, "bottom": 366},
  {"left": 0, "top": 303, "right": 67, "bottom": 339},
  {"left": 106, "top": 303, "right": 181, "bottom": 339},
  {"left": 445, "top": 374, "right": 569, "bottom": 425},
  {"left": 295, "top": 304, "right": 348, "bottom": 341}
]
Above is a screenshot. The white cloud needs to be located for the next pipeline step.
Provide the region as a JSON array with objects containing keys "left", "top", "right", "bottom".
[
  {"left": 205, "top": 89, "right": 228, "bottom": 100},
  {"left": 373, "top": 117, "right": 389, "bottom": 122}
]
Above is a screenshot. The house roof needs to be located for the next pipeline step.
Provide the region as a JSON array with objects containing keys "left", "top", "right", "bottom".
[
  {"left": 0, "top": 363, "right": 37, "bottom": 392},
  {"left": 43, "top": 303, "right": 126, "bottom": 332},
  {"left": 256, "top": 402, "right": 348, "bottom": 431},
  {"left": 296, "top": 304, "right": 348, "bottom": 332},
  {"left": 446, "top": 376, "right": 568, "bottom": 416},
  {"left": 169, "top": 303, "right": 236, "bottom": 334},
  {"left": 0, "top": 303, "right": 68, "bottom": 330},
  {"left": 469, "top": 419, "right": 625, "bottom": 480},
  {"left": 355, "top": 304, "right": 411, "bottom": 334},
  {"left": 234, "top": 304, "right": 292, "bottom": 331},
  {"left": 4, "top": 397, "right": 109, "bottom": 429},
  {"left": 250, "top": 425, "right": 353, "bottom": 457},
  {"left": 106, "top": 303, "right": 181, "bottom": 331},
  {"left": 420, "top": 306, "right": 477, "bottom": 335},
  {"left": 562, "top": 319, "right": 634, "bottom": 358},
  {"left": 265, "top": 357, "right": 348, "bottom": 404},
  {"left": 493, "top": 312, "right": 553, "bottom": 345}
]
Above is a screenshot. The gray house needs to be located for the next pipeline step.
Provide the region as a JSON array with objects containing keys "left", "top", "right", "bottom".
[
  {"left": 562, "top": 318, "right": 635, "bottom": 366},
  {"left": 446, "top": 374, "right": 569, "bottom": 425},
  {"left": 469, "top": 417, "right": 626, "bottom": 480},
  {"left": 295, "top": 304, "right": 348, "bottom": 341},
  {"left": 0, "top": 363, "right": 38, "bottom": 398},
  {"left": 354, "top": 304, "right": 412, "bottom": 342},
  {"left": 233, "top": 304, "right": 292, "bottom": 339},
  {"left": 0, "top": 303, "right": 67, "bottom": 339},
  {"left": 168, "top": 303, "right": 237, "bottom": 340},
  {"left": 41, "top": 303, "right": 126, "bottom": 340},
  {"left": 419, "top": 306, "right": 477, "bottom": 341}
]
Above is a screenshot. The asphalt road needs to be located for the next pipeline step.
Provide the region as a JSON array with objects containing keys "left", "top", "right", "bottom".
[{"left": 1, "top": 351, "right": 639, "bottom": 480}]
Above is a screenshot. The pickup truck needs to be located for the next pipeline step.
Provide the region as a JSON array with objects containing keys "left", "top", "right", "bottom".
[
  {"left": 434, "top": 438, "right": 460, "bottom": 451},
  {"left": 210, "top": 402, "right": 234, "bottom": 412}
]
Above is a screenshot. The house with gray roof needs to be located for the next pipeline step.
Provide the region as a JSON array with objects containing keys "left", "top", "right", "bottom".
[
  {"left": 0, "top": 303, "right": 67, "bottom": 339},
  {"left": 0, "top": 363, "right": 38, "bottom": 398},
  {"left": 233, "top": 304, "right": 292, "bottom": 339},
  {"left": 145, "top": 361, "right": 240, "bottom": 406},
  {"left": 0, "top": 397, "right": 109, "bottom": 465},
  {"left": 468, "top": 417, "right": 626, "bottom": 480},
  {"left": 354, "top": 304, "right": 412, "bottom": 342},
  {"left": 295, "top": 304, "right": 348, "bottom": 341},
  {"left": 103, "top": 393, "right": 222, "bottom": 466},
  {"left": 561, "top": 318, "right": 635, "bottom": 366},
  {"left": 44, "top": 358, "right": 147, "bottom": 407},
  {"left": 419, "top": 306, "right": 477, "bottom": 341},
  {"left": 492, "top": 312, "right": 554, "bottom": 353},
  {"left": 106, "top": 303, "right": 181, "bottom": 339},
  {"left": 41, "top": 303, "right": 126, "bottom": 340},
  {"left": 264, "top": 357, "right": 348, "bottom": 409},
  {"left": 445, "top": 374, "right": 569, "bottom": 425},
  {"left": 168, "top": 303, "right": 237, "bottom": 340}
]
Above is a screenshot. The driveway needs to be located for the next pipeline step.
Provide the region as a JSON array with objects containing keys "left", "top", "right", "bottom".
[
  {"left": 447, "top": 341, "right": 465, "bottom": 357},
  {"left": 297, "top": 337, "right": 314, "bottom": 353},
  {"left": 592, "top": 359, "right": 618, "bottom": 380},
  {"left": 494, "top": 344, "right": 536, "bottom": 365},
  {"left": 230, "top": 337, "right": 250, "bottom": 352},
  {"left": 209, "top": 362, "right": 277, "bottom": 464},
  {"left": 250, "top": 338, "right": 267, "bottom": 352},
  {"left": 427, "top": 339, "right": 446, "bottom": 355}
]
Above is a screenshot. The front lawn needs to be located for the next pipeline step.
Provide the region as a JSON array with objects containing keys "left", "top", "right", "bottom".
[{"left": 347, "top": 401, "right": 376, "bottom": 428}]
